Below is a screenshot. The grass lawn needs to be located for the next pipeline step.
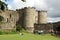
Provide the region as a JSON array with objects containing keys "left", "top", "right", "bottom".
[{"left": 0, "top": 33, "right": 60, "bottom": 40}]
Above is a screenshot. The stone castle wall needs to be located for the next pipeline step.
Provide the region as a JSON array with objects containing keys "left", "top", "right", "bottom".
[
  {"left": 0, "top": 7, "right": 47, "bottom": 33},
  {"left": 0, "top": 10, "right": 19, "bottom": 32}
]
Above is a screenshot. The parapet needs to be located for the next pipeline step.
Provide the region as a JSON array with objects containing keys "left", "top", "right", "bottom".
[
  {"left": 16, "top": 7, "right": 36, "bottom": 12},
  {"left": 24, "top": 7, "right": 35, "bottom": 9},
  {"left": 37, "top": 10, "right": 47, "bottom": 14}
]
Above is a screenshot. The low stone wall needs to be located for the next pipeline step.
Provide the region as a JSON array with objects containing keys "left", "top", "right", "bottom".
[
  {"left": 34, "top": 23, "right": 53, "bottom": 33},
  {"left": 0, "top": 22, "right": 16, "bottom": 32}
]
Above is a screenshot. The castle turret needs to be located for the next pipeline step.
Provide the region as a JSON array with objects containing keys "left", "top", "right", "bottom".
[
  {"left": 38, "top": 10, "right": 47, "bottom": 24},
  {"left": 24, "top": 7, "right": 36, "bottom": 33}
]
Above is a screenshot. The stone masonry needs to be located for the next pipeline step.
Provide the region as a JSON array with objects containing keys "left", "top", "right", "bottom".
[{"left": 0, "top": 7, "right": 47, "bottom": 33}]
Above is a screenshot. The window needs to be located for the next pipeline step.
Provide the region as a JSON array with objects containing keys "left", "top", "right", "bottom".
[{"left": 7, "top": 18, "right": 8, "bottom": 22}]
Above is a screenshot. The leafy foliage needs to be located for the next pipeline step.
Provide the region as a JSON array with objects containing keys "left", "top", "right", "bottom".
[
  {"left": 0, "top": 1, "right": 7, "bottom": 11},
  {"left": 16, "top": 25, "right": 22, "bottom": 32}
]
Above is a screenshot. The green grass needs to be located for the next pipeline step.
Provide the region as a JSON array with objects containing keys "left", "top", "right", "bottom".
[{"left": 0, "top": 33, "right": 60, "bottom": 40}]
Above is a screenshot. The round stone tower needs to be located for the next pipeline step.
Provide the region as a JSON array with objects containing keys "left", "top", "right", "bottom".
[
  {"left": 38, "top": 10, "right": 47, "bottom": 24},
  {"left": 24, "top": 7, "right": 36, "bottom": 33}
]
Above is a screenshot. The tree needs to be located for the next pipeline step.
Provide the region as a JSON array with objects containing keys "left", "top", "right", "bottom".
[{"left": 0, "top": 0, "right": 7, "bottom": 11}]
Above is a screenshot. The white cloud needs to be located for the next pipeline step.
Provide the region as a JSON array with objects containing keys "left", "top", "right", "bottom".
[
  {"left": 34, "top": 0, "right": 48, "bottom": 10},
  {"left": 12, "top": 0, "right": 26, "bottom": 10},
  {"left": 1, "top": 0, "right": 48, "bottom": 10},
  {"left": 7, "top": 0, "right": 47, "bottom": 10},
  {"left": 26, "top": 0, "right": 34, "bottom": 7},
  {"left": 1, "top": 0, "right": 4, "bottom": 2},
  {"left": 1, "top": 0, "right": 3, "bottom": 1},
  {"left": 47, "top": 17, "right": 60, "bottom": 23},
  {"left": 47, "top": 17, "right": 54, "bottom": 23},
  {"left": 7, "top": 5, "right": 12, "bottom": 10}
]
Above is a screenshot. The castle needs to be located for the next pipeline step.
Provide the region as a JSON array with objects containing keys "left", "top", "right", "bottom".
[
  {"left": 0, "top": 7, "right": 52, "bottom": 33},
  {"left": 16, "top": 7, "right": 48, "bottom": 33},
  {"left": 0, "top": 0, "right": 60, "bottom": 35}
]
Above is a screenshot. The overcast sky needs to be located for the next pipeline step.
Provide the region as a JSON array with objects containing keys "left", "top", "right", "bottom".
[{"left": 2, "top": 0, "right": 60, "bottom": 23}]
